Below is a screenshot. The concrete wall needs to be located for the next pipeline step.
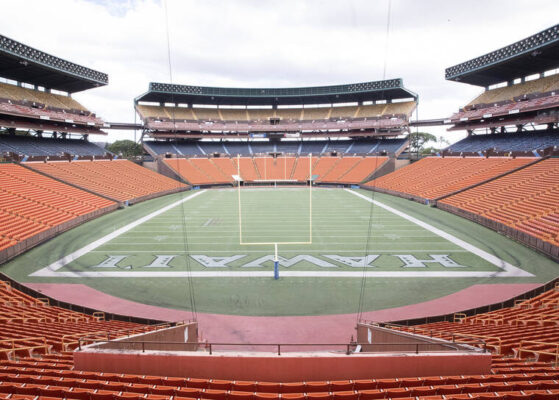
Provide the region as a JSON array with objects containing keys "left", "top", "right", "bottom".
[
  {"left": 74, "top": 349, "right": 491, "bottom": 381},
  {"left": 142, "top": 161, "right": 158, "bottom": 173},
  {"left": 356, "top": 324, "right": 467, "bottom": 353},
  {"left": 92, "top": 323, "right": 198, "bottom": 352},
  {"left": 394, "top": 159, "right": 410, "bottom": 170}
]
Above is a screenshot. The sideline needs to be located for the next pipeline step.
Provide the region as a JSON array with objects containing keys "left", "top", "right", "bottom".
[{"left": 31, "top": 190, "right": 207, "bottom": 277}]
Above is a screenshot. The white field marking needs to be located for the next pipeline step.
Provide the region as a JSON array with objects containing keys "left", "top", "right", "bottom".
[
  {"left": 107, "top": 236, "right": 442, "bottom": 244},
  {"left": 122, "top": 227, "right": 427, "bottom": 233},
  {"left": 30, "top": 190, "right": 207, "bottom": 277},
  {"left": 100, "top": 239, "right": 449, "bottom": 245},
  {"left": 130, "top": 226, "right": 426, "bottom": 232},
  {"left": 345, "top": 189, "right": 533, "bottom": 277},
  {"left": 100, "top": 236, "right": 446, "bottom": 241},
  {"left": 143, "top": 217, "right": 404, "bottom": 222},
  {"left": 34, "top": 270, "right": 522, "bottom": 278},
  {"left": 87, "top": 249, "right": 469, "bottom": 253}
]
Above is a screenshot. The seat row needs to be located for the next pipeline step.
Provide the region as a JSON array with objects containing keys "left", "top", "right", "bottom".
[
  {"left": 164, "top": 156, "right": 386, "bottom": 186},
  {"left": 26, "top": 160, "right": 186, "bottom": 203}
]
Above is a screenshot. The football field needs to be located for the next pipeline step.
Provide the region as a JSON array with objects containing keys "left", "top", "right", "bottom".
[{"left": 2, "top": 187, "right": 558, "bottom": 316}]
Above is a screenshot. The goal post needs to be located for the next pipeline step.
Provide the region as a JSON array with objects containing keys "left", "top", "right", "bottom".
[{"left": 236, "top": 153, "right": 313, "bottom": 279}]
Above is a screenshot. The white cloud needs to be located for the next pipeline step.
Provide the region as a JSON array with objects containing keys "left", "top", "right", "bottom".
[{"left": 1, "top": 0, "right": 557, "bottom": 143}]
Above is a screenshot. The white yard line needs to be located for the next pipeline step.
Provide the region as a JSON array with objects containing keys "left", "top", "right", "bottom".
[
  {"left": 36, "top": 270, "right": 526, "bottom": 278},
  {"left": 345, "top": 189, "right": 533, "bottom": 277},
  {"left": 30, "top": 190, "right": 207, "bottom": 277},
  {"left": 88, "top": 249, "right": 468, "bottom": 253}
]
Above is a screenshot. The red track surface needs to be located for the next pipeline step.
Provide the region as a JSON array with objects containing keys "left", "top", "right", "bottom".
[{"left": 26, "top": 282, "right": 540, "bottom": 344}]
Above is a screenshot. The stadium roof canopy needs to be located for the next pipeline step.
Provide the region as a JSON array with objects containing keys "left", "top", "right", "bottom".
[
  {"left": 446, "top": 24, "right": 559, "bottom": 87},
  {"left": 0, "top": 34, "right": 108, "bottom": 93},
  {"left": 135, "top": 79, "right": 418, "bottom": 106}
]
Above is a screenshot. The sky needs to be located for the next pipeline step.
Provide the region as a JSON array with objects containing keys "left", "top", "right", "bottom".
[{"left": 1, "top": 0, "right": 558, "bottom": 144}]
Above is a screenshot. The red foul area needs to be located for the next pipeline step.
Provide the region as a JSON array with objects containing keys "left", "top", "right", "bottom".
[{"left": 26, "top": 282, "right": 540, "bottom": 344}]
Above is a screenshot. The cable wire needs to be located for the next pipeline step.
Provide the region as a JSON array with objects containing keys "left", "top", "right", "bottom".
[
  {"left": 163, "top": 0, "right": 197, "bottom": 321},
  {"left": 356, "top": 0, "right": 392, "bottom": 324}
]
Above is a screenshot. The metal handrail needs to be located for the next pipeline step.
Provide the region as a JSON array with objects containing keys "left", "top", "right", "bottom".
[
  {"left": 517, "top": 340, "right": 559, "bottom": 367},
  {"left": 76, "top": 339, "right": 479, "bottom": 356}
]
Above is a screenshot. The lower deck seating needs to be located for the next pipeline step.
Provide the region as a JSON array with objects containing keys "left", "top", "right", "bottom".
[
  {"left": 26, "top": 160, "right": 186, "bottom": 203},
  {"left": 0, "top": 164, "right": 115, "bottom": 252},
  {"left": 0, "top": 281, "right": 559, "bottom": 399},
  {"left": 318, "top": 157, "right": 388, "bottom": 184},
  {"left": 166, "top": 156, "right": 385, "bottom": 185},
  {"left": 0, "top": 281, "right": 157, "bottom": 355},
  {"left": 387, "top": 285, "right": 559, "bottom": 358},
  {"left": 440, "top": 158, "right": 559, "bottom": 246},
  {"left": 364, "top": 156, "right": 535, "bottom": 201}
]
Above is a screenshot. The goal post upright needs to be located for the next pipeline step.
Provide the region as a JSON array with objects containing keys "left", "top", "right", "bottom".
[
  {"left": 237, "top": 154, "right": 243, "bottom": 245},
  {"left": 309, "top": 152, "right": 312, "bottom": 244}
]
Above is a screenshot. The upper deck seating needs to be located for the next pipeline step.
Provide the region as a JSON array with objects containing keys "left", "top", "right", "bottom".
[
  {"left": 450, "top": 75, "right": 559, "bottom": 123},
  {"left": 0, "top": 83, "right": 102, "bottom": 125},
  {"left": 0, "top": 135, "right": 106, "bottom": 157},
  {"left": 468, "top": 74, "right": 559, "bottom": 107},
  {"left": 446, "top": 131, "right": 559, "bottom": 153},
  {"left": 146, "top": 138, "right": 408, "bottom": 157}
]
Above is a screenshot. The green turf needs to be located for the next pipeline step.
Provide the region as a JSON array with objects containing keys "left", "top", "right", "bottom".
[{"left": 1, "top": 187, "right": 558, "bottom": 316}]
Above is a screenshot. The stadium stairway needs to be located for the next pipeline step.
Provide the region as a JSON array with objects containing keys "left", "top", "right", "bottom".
[{"left": 251, "top": 158, "right": 262, "bottom": 180}]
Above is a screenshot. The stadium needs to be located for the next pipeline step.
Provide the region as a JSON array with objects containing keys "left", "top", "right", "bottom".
[{"left": 0, "top": 2, "right": 559, "bottom": 400}]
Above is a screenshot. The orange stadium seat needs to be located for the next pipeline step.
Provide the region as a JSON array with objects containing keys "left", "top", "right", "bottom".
[
  {"left": 0, "top": 281, "right": 161, "bottom": 358},
  {"left": 26, "top": 159, "right": 185, "bottom": 203},
  {"left": 385, "top": 286, "right": 559, "bottom": 358},
  {"left": 364, "top": 157, "right": 534, "bottom": 201},
  {"left": 0, "top": 163, "right": 116, "bottom": 253},
  {"left": 319, "top": 156, "right": 387, "bottom": 184},
  {"left": 440, "top": 158, "right": 559, "bottom": 246}
]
